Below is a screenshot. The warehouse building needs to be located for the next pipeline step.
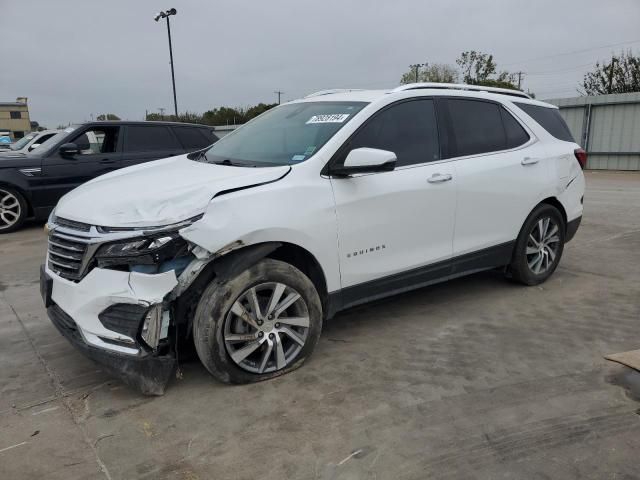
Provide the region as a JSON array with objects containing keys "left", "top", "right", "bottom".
[
  {"left": 0, "top": 97, "right": 31, "bottom": 141},
  {"left": 547, "top": 92, "right": 640, "bottom": 171}
]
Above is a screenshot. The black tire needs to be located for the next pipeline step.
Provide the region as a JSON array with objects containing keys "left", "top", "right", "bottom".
[
  {"left": 509, "top": 204, "right": 565, "bottom": 286},
  {"left": 193, "top": 258, "right": 323, "bottom": 384},
  {"left": 0, "top": 187, "right": 27, "bottom": 234}
]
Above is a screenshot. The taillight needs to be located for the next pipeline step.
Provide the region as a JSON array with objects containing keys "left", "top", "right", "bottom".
[{"left": 574, "top": 148, "right": 587, "bottom": 169}]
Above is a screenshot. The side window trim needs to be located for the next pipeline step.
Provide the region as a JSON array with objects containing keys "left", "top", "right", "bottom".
[{"left": 323, "top": 97, "right": 441, "bottom": 175}]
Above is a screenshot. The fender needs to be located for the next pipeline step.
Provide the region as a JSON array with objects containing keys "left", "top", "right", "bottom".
[
  {"left": 171, "top": 242, "right": 282, "bottom": 338},
  {"left": 211, "top": 241, "right": 282, "bottom": 283}
]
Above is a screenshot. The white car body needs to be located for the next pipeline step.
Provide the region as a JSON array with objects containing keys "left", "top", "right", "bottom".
[{"left": 43, "top": 83, "right": 585, "bottom": 393}]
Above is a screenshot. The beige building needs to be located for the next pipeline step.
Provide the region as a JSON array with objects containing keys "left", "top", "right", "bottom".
[{"left": 0, "top": 97, "right": 31, "bottom": 140}]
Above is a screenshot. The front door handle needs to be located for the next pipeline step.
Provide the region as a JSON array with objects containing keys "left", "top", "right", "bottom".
[
  {"left": 427, "top": 173, "right": 453, "bottom": 183},
  {"left": 521, "top": 157, "right": 540, "bottom": 166},
  {"left": 100, "top": 159, "right": 116, "bottom": 164}
]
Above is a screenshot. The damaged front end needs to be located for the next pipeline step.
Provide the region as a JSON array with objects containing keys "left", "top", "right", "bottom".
[{"left": 42, "top": 215, "right": 208, "bottom": 395}]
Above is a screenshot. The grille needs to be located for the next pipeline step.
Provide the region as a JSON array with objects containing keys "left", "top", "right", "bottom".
[
  {"left": 54, "top": 216, "right": 92, "bottom": 232},
  {"left": 47, "top": 230, "right": 91, "bottom": 281}
]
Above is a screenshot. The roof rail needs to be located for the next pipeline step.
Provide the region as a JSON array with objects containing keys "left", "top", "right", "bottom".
[
  {"left": 304, "top": 88, "right": 365, "bottom": 98},
  {"left": 391, "top": 82, "right": 531, "bottom": 99}
]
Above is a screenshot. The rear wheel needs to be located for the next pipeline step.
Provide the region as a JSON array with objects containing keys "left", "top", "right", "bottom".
[
  {"left": 509, "top": 204, "right": 565, "bottom": 285},
  {"left": 193, "top": 258, "right": 323, "bottom": 384},
  {"left": 0, "top": 187, "right": 27, "bottom": 234}
]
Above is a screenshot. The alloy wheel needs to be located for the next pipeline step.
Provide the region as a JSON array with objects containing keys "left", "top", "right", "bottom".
[
  {"left": 0, "top": 189, "right": 21, "bottom": 230},
  {"left": 223, "top": 282, "right": 310, "bottom": 374},
  {"left": 526, "top": 217, "right": 561, "bottom": 275}
]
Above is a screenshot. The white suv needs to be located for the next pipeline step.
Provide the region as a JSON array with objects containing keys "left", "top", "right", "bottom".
[{"left": 41, "top": 83, "right": 585, "bottom": 394}]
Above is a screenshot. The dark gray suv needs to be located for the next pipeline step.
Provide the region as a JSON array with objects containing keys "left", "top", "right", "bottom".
[{"left": 0, "top": 121, "right": 218, "bottom": 233}]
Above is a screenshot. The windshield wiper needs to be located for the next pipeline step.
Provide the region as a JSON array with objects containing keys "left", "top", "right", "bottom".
[{"left": 212, "top": 159, "right": 261, "bottom": 167}]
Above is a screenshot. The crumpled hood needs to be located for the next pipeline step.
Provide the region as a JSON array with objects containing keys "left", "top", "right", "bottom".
[{"left": 54, "top": 155, "right": 290, "bottom": 227}]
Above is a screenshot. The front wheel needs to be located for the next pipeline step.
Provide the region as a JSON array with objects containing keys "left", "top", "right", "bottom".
[
  {"left": 0, "top": 187, "right": 27, "bottom": 234},
  {"left": 193, "top": 258, "right": 323, "bottom": 384},
  {"left": 509, "top": 204, "right": 565, "bottom": 286}
]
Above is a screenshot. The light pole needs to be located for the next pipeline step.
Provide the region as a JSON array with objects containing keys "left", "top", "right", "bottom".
[{"left": 154, "top": 8, "right": 178, "bottom": 118}]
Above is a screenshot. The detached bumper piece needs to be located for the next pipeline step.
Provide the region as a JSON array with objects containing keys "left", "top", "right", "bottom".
[{"left": 47, "top": 304, "right": 175, "bottom": 395}]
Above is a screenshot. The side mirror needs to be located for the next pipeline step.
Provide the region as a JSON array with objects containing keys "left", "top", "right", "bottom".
[
  {"left": 330, "top": 147, "right": 397, "bottom": 177},
  {"left": 59, "top": 143, "right": 79, "bottom": 157}
]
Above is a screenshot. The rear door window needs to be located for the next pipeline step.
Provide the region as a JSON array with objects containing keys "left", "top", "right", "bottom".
[
  {"left": 347, "top": 99, "right": 440, "bottom": 167},
  {"left": 514, "top": 103, "right": 575, "bottom": 142},
  {"left": 447, "top": 99, "right": 506, "bottom": 157},
  {"left": 501, "top": 108, "right": 530, "bottom": 148},
  {"left": 173, "top": 126, "right": 213, "bottom": 150},
  {"left": 125, "top": 125, "right": 181, "bottom": 152}
]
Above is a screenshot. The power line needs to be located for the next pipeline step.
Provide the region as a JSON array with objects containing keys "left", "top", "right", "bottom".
[{"left": 502, "top": 38, "right": 640, "bottom": 67}]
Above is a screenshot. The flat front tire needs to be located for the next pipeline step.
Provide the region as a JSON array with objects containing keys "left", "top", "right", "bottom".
[
  {"left": 193, "top": 258, "right": 323, "bottom": 384},
  {"left": 509, "top": 204, "right": 565, "bottom": 286}
]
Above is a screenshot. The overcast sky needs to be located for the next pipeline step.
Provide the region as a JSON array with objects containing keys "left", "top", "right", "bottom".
[{"left": 2, "top": 0, "right": 639, "bottom": 127}]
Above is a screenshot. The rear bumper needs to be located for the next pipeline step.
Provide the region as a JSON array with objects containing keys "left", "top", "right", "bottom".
[
  {"left": 565, "top": 215, "right": 582, "bottom": 243},
  {"left": 47, "top": 303, "right": 175, "bottom": 395}
]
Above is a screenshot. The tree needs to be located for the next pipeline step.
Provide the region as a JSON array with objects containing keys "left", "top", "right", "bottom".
[
  {"left": 582, "top": 50, "right": 640, "bottom": 95},
  {"left": 245, "top": 103, "right": 277, "bottom": 121},
  {"left": 456, "top": 51, "right": 518, "bottom": 90},
  {"left": 202, "top": 106, "right": 245, "bottom": 125},
  {"left": 96, "top": 113, "right": 120, "bottom": 121},
  {"left": 400, "top": 63, "right": 459, "bottom": 84}
]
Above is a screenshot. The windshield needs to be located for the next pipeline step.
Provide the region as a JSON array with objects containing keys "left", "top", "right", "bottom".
[
  {"left": 200, "top": 101, "right": 367, "bottom": 166},
  {"left": 34, "top": 132, "right": 63, "bottom": 152},
  {"left": 10, "top": 133, "right": 37, "bottom": 151}
]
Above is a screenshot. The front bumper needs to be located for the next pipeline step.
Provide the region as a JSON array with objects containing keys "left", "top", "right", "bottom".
[
  {"left": 47, "top": 304, "right": 175, "bottom": 395},
  {"left": 42, "top": 264, "right": 179, "bottom": 395}
]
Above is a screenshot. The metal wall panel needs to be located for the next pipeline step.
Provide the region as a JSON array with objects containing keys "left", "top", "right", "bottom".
[
  {"left": 557, "top": 106, "right": 585, "bottom": 145},
  {"left": 547, "top": 93, "right": 640, "bottom": 171}
]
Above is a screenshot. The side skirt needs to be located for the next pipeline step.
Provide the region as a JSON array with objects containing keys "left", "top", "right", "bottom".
[{"left": 326, "top": 241, "right": 515, "bottom": 318}]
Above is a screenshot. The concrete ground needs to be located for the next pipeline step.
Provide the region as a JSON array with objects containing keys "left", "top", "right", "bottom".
[{"left": 1, "top": 171, "right": 639, "bottom": 480}]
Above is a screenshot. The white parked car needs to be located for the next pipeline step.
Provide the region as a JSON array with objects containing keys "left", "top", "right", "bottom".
[
  {"left": 41, "top": 83, "right": 585, "bottom": 394},
  {"left": 0, "top": 129, "right": 61, "bottom": 155}
]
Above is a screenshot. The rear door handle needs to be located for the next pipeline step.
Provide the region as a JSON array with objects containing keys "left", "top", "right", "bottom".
[
  {"left": 521, "top": 157, "right": 540, "bottom": 165},
  {"left": 427, "top": 173, "right": 453, "bottom": 183},
  {"left": 100, "top": 159, "right": 117, "bottom": 164}
]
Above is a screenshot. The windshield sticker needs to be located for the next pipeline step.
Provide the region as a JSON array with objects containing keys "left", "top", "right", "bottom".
[
  {"left": 304, "top": 146, "right": 316, "bottom": 156},
  {"left": 306, "top": 114, "right": 350, "bottom": 124},
  {"left": 291, "top": 154, "right": 306, "bottom": 162}
]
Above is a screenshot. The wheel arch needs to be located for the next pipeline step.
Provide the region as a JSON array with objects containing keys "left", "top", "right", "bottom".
[
  {"left": 538, "top": 196, "right": 568, "bottom": 229},
  {"left": 173, "top": 241, "right": 330, "bottom": 341}
]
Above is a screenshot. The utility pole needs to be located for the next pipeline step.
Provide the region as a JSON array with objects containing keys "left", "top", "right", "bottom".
[
  {"left": 607, "top": 56, "right": 617, "bottom": 94},
  {"left": 154, "top": 9, "right": 179, "bottom": 118},
  {"left": 517, "top": 71, "right": 523, "bottom": 90},
  {"left": 158, "top": 107, "right": 166, "bottom": 120},
  {"left": 409, "top": 63, "right": 426, "bottom": 83},
  {"left": 274, "top": 91, "right": 284, "bottom": 104}
]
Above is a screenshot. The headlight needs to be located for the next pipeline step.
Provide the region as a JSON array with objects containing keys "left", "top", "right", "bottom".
[
  {"left": 95, "top": 233, "right": 191, "bottom": 272},
  {"left": 97, "top": 235, "right": 178, "bottom": 258}
]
